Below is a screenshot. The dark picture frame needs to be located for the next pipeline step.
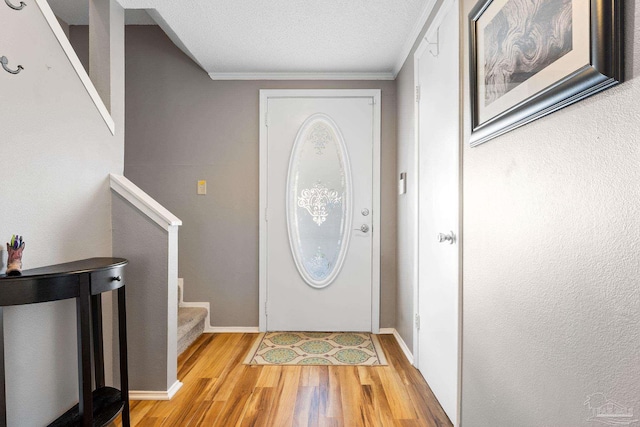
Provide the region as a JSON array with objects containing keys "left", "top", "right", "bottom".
[{"left": 469, "top": 0, "right": 623, "bottom": 146}]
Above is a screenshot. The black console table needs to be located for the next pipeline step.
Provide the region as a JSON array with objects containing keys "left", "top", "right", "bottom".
[{"left": 0, "top": 258, "right": 130, "bottom": 427}]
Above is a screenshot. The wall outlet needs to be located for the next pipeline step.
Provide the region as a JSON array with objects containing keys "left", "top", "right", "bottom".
[{"left": 197, "top": 180, "right": 207, "bottom": 195}]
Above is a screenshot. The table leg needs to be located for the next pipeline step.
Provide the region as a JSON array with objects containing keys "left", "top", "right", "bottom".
[
  {"left": 118, "top": 287, "right": 130, "bottom": 427},
  {"left": 77, "top": 278, "right": 92, "bottom": 427},
  {"left": 0, "top": 308, "right": 6, "bottom": 427},
  {"left": 91, "top": 294, "right": 105, "bottom": 388}
]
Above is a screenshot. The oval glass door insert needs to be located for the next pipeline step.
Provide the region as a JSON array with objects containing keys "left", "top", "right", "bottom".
[{"left": 286, "top": 113, "right": 353, "bottom": 288}]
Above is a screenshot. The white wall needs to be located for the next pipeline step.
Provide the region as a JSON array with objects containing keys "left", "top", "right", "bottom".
[
  {"left": 396, "top": 2, "right": 640, "bottom": 424},
  {"left": 460, "top": 1, "right": 640, "bottom": 426},
  {"left": 0, "top": 3, "right": 123, "bottom": 424}
]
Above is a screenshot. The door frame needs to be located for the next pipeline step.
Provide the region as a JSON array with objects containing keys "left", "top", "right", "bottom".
[
  {"left": 258, "top": 89, "right": 382, "bottom": 333},
  {"left": 413, "top": 0, "right": 462, "bottom": 424}
]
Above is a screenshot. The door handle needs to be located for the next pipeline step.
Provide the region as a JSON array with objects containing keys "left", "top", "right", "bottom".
[
  {"left": 437, "top": 231, "right": 455, "bottom": 244},
  {"left": 355, "top": 224, "right": 369, "bottom": 233}
]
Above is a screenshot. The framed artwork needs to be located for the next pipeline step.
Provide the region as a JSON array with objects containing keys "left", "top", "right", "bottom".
[{"left": 469, "top": 0, "right": 623, "bottom": 146}]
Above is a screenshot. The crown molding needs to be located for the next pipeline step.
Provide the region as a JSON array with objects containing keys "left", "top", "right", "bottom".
[{"left": 208, "top": 72, "right": 395, "bottom": 81}]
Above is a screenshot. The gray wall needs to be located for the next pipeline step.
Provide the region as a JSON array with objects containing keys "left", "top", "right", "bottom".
[
  {"left": 1, "top": 5, "right": 124, "bottom": 425},
  {"left": 56, "top": 16, "right": 70, "bottom": 39},
  {"left": 112, "top": 193, "right": 172, "bottom": 391},
  {"left": 121, "top": 26, "right": 398, "bottom": 328},
  {"left": 460, "top": 1, "right": 640, "bottom": 426},
  {"left": 395, "top": 0, "right": 445, "bottom": 352},
  {"left": 69, "top": 25, "right": 89, "bottom": 71}
]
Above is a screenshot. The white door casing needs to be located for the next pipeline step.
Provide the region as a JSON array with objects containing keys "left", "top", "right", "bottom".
[
  {"left": 259, "top": 89, "right": 381, "bottom": 333},
  {"left": 414, "top": 0, "right": 460, "bottom": 424}
]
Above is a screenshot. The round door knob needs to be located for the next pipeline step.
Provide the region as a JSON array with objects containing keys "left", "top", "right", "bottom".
[{"left": 437, "top": 231, "right": 456, "bottom": 244}]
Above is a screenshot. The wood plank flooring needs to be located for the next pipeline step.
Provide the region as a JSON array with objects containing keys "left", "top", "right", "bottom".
[{"left": 112, "top": 333, "right": 452, "bottom": 426}]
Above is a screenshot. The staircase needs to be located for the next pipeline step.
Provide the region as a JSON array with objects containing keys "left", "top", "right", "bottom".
[{"left": 177, "top": 283, "right": 208, "bottom": 355}]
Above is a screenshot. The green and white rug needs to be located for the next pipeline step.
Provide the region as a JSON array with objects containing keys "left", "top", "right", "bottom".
[{"left": 243, "top": 332, "right": 387, "bottom": 366}]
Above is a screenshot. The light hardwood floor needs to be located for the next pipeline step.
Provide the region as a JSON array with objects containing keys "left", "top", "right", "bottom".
[{"left": 113, "top": 333, "right": 452, "bottom": 426}]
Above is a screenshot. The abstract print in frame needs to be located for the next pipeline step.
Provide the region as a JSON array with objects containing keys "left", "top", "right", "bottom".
[{"left": 469, "top": 0, "right": 623, "bottom": 146}]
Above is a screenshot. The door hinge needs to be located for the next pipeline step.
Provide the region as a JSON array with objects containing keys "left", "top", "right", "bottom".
[
  {"left": 265, "top": 208, "right": 268, "bottom": 222},
  {"left": 265, "top": 112, "right": 270, "bottom": 127},
  {"left": 368, "top": 98, "right": 377, "bottom": 105},
  {"left": 265, "top": 301, "right": 268, "bottom": 316},
  {"left": 415, "top": 85, "right": 421, "bottom": 103},
  {"left": 415, "top": 313, "right": 421, "bottom": 330}
]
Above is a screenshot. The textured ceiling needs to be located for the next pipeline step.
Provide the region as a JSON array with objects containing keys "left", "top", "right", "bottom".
[
  {"left": 47, "top": 0, "right": 437, "bottom": 79},
  {"left": 47, "top": 0, "right": 156, "bottom": 25}
]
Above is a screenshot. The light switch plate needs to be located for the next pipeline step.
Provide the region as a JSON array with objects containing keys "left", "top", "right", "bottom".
[{"left": 197, "top": 180, "right": 207, "bottom": 195}]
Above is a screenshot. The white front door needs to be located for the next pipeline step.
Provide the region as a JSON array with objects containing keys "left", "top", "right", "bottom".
[
  {"left": 415, "top": 0, "right": 459, "bottom": 424},
  {"left": 259, "top": 90, "right": 381, "bottom": 332}
]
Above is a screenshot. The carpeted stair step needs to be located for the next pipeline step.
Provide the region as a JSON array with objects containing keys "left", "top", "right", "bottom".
[{"left": 177, "top": 306, "right": 207, "bottom": 355}]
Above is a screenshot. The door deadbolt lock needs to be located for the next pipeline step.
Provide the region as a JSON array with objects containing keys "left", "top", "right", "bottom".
[
  {"left": 361, "top": 208, "right": 370, "bottom": 216},
  {"left": 356, "top": 224, "right": 370, "bottom": 233}
]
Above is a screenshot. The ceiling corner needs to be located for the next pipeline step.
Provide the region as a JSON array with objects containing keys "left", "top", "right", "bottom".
[{"left": 392, "top": 0, "right": 440, "bottom": 77}]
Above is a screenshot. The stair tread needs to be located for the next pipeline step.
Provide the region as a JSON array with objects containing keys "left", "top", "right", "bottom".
[
  {"left": 177, "top": 306, "right": 207, "bottom": 355},
  {"left": 178, "top": 307, "right": 207, "bottom": 337}
]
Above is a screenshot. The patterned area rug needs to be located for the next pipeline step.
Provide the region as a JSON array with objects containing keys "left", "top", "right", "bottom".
[{"left": 243, "top": 332, "right": 387, "bottom": 366}]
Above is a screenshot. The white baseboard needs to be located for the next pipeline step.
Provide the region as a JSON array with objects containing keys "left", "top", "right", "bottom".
[
  {"left": 130, "top": 380, "right": 183, "bottom": 401},
  {"left": 392, "top": 329, "right": 414, "bottom": 365},
  {"left": 377, "top": 328, "right": 414, "bottom": 365},
  {"left": 207, "top": 327, "right": 260, "bottom": 333}
]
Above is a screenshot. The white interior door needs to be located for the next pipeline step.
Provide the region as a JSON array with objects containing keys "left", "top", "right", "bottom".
[
  {"left": 259, "top": 90, "right": 381, "bottom": 332},
  {"left": 415, "top": 0, "right": 459, "bottom": 424}
]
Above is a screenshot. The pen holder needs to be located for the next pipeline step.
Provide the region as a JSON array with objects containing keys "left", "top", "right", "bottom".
[{"left": 6, "top": 242, "right": 25, "bottom": 276}]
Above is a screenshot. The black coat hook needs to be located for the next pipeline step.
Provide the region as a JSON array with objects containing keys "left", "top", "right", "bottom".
[
  {"left": 1, "top": 56, "right": 24, "bottom": 74},
  {"left": 5, "top": 0, "right": 26, "bottom": 10}
]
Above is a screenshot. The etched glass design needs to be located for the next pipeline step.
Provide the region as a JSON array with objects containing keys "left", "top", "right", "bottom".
[
  {"left": 308, "top": 122, "right": 333, "bottom": 155},
  {"left": 298, "top": 183, "right": 342, "bottom": 226},
  {"left": 287, "top": 114, "right": 352, "bottom": 288}
]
